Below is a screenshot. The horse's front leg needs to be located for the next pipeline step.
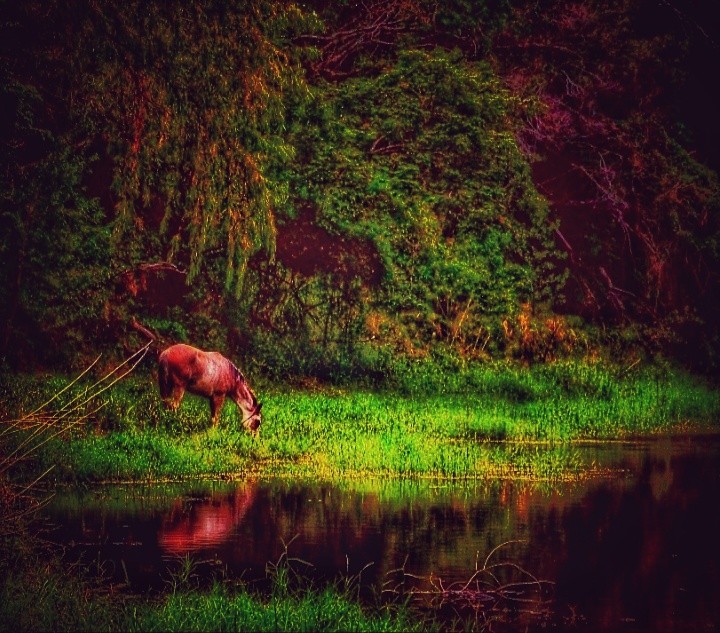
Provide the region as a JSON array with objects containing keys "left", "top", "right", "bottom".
[{"left": 210, "top": 395, "right": 225, "bottom": 427}]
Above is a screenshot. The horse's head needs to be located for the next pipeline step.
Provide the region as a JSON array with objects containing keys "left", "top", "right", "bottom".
[
  {"left": 243, "top": 400, "right": 262, "bottom": 436},
  {"left": 230, "top": 369, "right": 262, "bottom": 436}
]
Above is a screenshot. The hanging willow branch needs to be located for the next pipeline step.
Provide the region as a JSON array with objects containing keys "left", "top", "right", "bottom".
[{"left": 67, "top": 0, "right": 309, "bottom": 295}]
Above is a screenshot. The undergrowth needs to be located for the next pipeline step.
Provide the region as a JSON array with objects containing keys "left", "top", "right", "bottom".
[{"left": 0, "top": 540, "right": 428, "bottom": 633}]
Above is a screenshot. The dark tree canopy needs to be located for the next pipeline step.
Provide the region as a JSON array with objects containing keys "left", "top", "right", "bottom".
[{"left": 1, "top": 0, "right": 719, "bottom": 372}]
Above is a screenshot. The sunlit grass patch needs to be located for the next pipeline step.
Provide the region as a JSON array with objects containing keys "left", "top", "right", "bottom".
[{"left": 3, "top": 360, "right": 719, "bottom": 483}]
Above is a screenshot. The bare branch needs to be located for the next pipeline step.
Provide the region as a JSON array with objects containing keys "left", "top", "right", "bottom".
[{"left": 311, "top": 0, "right": 429, "bottom": 76}]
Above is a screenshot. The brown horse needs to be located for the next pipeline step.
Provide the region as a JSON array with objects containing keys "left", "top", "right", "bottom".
[{"left": 158, "top": 343, "right": 262, "bottom": 434}]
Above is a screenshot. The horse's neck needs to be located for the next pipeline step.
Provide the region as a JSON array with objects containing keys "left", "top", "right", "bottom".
[{"left": 235, "top": 380, "right": 255, "bottom": 411}]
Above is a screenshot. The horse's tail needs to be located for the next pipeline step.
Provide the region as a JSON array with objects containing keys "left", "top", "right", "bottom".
[
  {"left": 158, "top": 354, "right": 173, "bottom": 399},
  {"left": 130, "top": 316, "right": 165, "bottom": 360}
]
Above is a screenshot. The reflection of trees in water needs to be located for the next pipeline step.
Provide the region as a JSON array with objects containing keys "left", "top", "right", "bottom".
[
  {"left": 222, "top": 480, "right": 605, "bottom": 585},
  {"left": 230, "top": 480, "right": 568, "bottom": 626},
  {"left": 45, "top": 441, "right": 720, "bottom": 629},
  {"left": 534, "top": 447, "right": 720, "bottom": 630}
]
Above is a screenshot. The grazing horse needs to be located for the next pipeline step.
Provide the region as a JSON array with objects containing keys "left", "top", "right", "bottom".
[{"left": 158, "top": 343, "right": 262, "bottom": 434}]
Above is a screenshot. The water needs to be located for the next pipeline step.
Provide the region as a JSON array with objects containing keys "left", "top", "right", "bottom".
[{"left": 42, "top": 435, "right": 720, "bottom": 631}]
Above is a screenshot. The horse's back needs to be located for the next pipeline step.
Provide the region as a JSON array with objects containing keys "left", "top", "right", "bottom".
[
  {"left": 159, "top": 344, "right": 232, "bottom": 395},
  {"left": 160, "top": 343, "right": 201, "bottom": 364}
]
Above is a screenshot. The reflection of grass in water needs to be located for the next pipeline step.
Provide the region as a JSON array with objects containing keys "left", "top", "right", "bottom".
[
  {"left": 46, "top": 480, "right": 241, "bottom": 517},
  {"left": 3, "top": 360, "right": 719, "bottom": 482}
]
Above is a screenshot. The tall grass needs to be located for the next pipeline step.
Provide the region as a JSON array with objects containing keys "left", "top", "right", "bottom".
[
  {"left": 0, "top": 556, "right": 121, "bottom": 632},
  {"left": 130, "top": 543, "right": 429, "bottom": 633},
  {"left": 2, "top": 358, "right": 718, "bottom": 484},
  {"left": 129, "top": 585, "right": 425, "bottom": 633},
  {"left": 0, "top": 545, "right": 429, "bottom": 633}
]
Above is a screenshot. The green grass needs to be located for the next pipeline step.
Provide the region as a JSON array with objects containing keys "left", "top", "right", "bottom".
[
  {"left": 2, "top": 358, "right": 719, "bottom": 632},
  {"left": 0, "top": 547, "right": 427, "bottom": 633},
  {"left": 2, "top": 360, "right": 719, "bottom": 483},
  {"left": 128, "top": 583, "right": 426, "bottom": 633}
]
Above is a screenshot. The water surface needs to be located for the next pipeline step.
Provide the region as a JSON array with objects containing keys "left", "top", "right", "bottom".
[{"left": 43, "top": 435, "right": 720, "bottom": 631}]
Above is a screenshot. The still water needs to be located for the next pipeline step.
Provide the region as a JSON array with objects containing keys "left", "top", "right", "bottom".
[{"left": 43, "top": 435, "right": 720, "bottom": 631}]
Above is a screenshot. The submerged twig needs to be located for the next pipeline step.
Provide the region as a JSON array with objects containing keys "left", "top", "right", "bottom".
[{"left": 382, "top": 540, "right": 554, "bottom": 624}]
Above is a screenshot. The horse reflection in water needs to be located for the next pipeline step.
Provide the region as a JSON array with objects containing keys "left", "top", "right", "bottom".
[{"left": 158, "top": 482, "right": 257, "bottom": 555}]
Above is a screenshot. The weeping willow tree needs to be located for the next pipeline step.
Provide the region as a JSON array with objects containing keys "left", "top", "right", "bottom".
[
  {"left": 70, "top": 0, "right": 316, "bottom": 294},
  {"left": 0, "top": 0, "right": 320, "bottom": 365}
]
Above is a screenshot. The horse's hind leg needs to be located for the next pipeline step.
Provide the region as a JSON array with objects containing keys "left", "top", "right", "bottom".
[
  {"left": 168, "top": 387, "right": 185, "bottom": 412},
  {"left": 158, "top": 362, "right": 173, "bottom": 400},
  {"left": 158, "top": 362, "right": 185, "bottom": 413}
]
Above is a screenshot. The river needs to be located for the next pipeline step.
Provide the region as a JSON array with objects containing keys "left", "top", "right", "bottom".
[{"left": 42, "top": 434, "right": 720, "bottom": 631}]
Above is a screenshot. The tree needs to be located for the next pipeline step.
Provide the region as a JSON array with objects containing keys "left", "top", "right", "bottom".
[
  {"left": 1, "top": 10, "right": 111, "bottom": 366},
  {"left": 494, "top": 0, "right": 720, "bottom": 367},
  {"left": 0, "top": 0, "right": 318, "bottom": 365},
  {"left": 70, "top": 0, "right": 316, "bottom": 293},
  {"left": 273, "top": 47, "right": 563, "bottom": 358}
]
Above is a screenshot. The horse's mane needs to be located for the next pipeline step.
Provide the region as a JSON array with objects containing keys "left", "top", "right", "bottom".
[
  {"left": 230, "top": 362, "right": 244, "bottom": 381},
  {"left": 231, "top": 362, "right": 258, "bottom": 406}
]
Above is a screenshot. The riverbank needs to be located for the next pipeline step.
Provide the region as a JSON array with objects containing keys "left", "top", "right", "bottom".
[
  {"left": 2, "top": 359, "right": 718, "bottom": 484},
  {"left": 2, "top": 359, "right": 720, "bottom": 632},
  {"left": 7, "top": 435, "right": 720, "bottom": 633}
]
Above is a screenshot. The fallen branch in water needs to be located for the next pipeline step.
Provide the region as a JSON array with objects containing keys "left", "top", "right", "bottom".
[{"left": 382, "top": 540, "right": 554, "bottom": 625}]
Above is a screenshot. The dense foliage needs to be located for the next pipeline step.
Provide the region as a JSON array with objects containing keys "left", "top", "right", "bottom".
[{"left": 1, "top": 0, "right": 719, "bottom": 373}]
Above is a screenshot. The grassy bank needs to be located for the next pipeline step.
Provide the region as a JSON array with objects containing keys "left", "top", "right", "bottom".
[
  {"left": 0, "top": 543, "right": 428, "bottom": 633},
  {"left": 2, "top": 359, "right": 718, "bottom": 483},
  {"left": 2, "top": 358, "right": 719, "bottom": 632}
]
